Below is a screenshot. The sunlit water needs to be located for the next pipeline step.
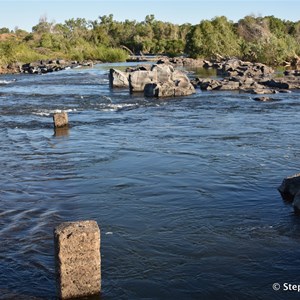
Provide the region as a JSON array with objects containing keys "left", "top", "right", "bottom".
[{"left": 1, "top": 63, "right": 300, "bottom": 300}]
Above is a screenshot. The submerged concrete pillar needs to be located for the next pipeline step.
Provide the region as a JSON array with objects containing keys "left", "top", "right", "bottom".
[
  {"left": 54, "top": 220, "right": 101, "bottom": 299},
  {"left": 53, "top": 112, "right": 68, "bottom": 128}
]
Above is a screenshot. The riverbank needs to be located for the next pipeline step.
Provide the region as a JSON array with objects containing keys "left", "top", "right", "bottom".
[{"left": 0, "top": 59, "right": 100, "bottom": 75}]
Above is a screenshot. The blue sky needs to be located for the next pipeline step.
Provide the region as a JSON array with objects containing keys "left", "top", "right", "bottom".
[{"left": 0, "top": 0, "right": 299, "bottom": 32}]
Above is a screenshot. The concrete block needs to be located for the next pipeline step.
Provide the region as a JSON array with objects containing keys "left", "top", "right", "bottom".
[
  {"left": 53, "top": 112, "right": 68, "bottom": 128},
  {"left": 54, "top": 220, "right": 101, "bottom": 299}
]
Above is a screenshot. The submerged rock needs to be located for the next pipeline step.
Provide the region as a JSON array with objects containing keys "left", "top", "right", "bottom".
[{"left": 253, "top": 96, "right": 276, "bottom": 102}]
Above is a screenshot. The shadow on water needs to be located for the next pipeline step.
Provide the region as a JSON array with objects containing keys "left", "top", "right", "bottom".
[{"left": 54, "top": 127, "right": 70, "bottom": 138}]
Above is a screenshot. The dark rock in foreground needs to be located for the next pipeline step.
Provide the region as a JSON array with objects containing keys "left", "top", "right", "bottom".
[{"left": 278, "top": 173, "right": 300, "bottom": 213}]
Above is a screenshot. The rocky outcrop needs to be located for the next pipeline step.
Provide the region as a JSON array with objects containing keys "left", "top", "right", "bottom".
[
  {"left": 157, "top": 57, "right": 205, "bottom": 67},
  {"left": 194, "top": 77, "right": 278, "bottom": 94},
  {"left": 21, "top": 60, "right": 95, "bottom": 74},
  {"left": 129, "top": 70, "right": 157, "bottom": 92},
  {"left": 110, "top": 63, "right": 195, "bottom": 98},
  {"left": 109, "top": 69, "right": 129, "bottom": 88},
  {"left": 0, "top": 59, "right": 96, "bottom": 75},
  {"left": 192, "top": 58, "right": 300, "bottom": 94},
  {"left": 144, "top": 78, "right": 195, "bottom": 97},
  {"left": 216, "top": 59, "right": 274, "bottom": 78}
]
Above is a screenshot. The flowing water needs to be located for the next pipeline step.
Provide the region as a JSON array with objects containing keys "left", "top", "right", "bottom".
[{"left": 1, "top": 63, "right": 300, "bottom": 300}]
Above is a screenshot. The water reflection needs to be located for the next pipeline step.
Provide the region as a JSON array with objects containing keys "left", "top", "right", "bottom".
[{"left": 54, "top": 127, "right": 70, "bottom": 138}]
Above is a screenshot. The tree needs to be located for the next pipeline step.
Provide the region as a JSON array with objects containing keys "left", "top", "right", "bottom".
[{"left": 0, "top": 27, "right": 10, "bottom": 34}]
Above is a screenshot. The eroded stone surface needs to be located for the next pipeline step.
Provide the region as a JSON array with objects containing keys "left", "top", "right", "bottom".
[
  {"left": 53, "top": 112, "right": 68, "bottom": 128},
  {"left": 54, "top": 220, "right": 101, "bottom": 299}
]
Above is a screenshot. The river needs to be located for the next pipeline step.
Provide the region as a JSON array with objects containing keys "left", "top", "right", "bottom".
[{"left": 1, "top": 62, "right": 300, "bottom": 300}]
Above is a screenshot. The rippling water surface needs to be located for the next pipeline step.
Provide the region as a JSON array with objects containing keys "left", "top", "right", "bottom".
[{"left": 1, "top": 63, "right": 300, "bottom": 300}]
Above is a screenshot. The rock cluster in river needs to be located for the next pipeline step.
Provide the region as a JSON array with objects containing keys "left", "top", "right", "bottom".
[
  {"left": 190, "top": 58, "right": 300, "bottom": 95},
  {"left": 22, "top": 60, "right": 95, "bottom": 74},
  {"left": 109, "top": 63, "right": 195, "bottom": 98},
  {"left": 0, "top": 59, "right": 95, "bottom": 74}
]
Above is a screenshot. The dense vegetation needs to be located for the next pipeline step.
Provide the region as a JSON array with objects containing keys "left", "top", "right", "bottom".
[{"left": 0, "top": 14, "right": 300, "bottom": 67}]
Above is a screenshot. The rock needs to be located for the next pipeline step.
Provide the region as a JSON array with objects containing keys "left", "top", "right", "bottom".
[
  {"left": 109, "top": 69, "right": 129, "bottom": 88},
  {"left": 216, "top": 59, "right": 274, "bottom": 78},
  {"left": 125, "top": 63, "right": 195, "bottom": 97},
  {"left": 251, "top": 88, "right": 277, "bottom": 94},
  {"left": 203, "top": 60, "right": 214, "bottom": 68},
  {"left": 278, "top": 173, "right": 300, "bottom": 202},
  {"left": 156, "top": 57, "right": 204, "bottom": 68},
  {"left": 253, "top": 96, "right": 275, "bottom": 102},
  {"left": 278, "top": 89, "right": 292, "bottom": 93},
  {"left": 129, "top": 70, "right": 156, "bottom": 92},
  {"left": 53, "top": 112, "right": 68, "bottom": 128},
  {"left": 284, "top": 70, "right": 300, "bottom": 76},
  {"left": 219, "top": 80, "right": 240, "bottom": 90},
  {"left": 168, "top": 57, "right": 204, "bottom": 67},
  {"left": 54, "top": 220, "right": 101, "bottom": 299},
  {"left": 144, "top": 80, "right": 195, "bottom": 98},
  {"left": 153, "top": 81, "right": 176, "bottom": 97},
  {"left": 293, "top": 192, "right": 300, "bottom": 213},
  {"left": 57, "top": 59, "right": 66, "bottom": 65},
  {"left": 151, "top": 64, "right": 174, "bottom": 82},
  {"left": 259, "top": 79, "right": 290, "bottom": 89},
  {"left": 171, "top": 69, "right": 190, "bottom": 87},
  {"left": 197, "top": 78, "right": 222, "bottom": 91},
  {"left": 174, "top": 83, "right": 195, "bottom": 96}
]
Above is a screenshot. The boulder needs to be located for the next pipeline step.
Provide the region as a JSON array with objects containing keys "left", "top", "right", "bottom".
[
  {"left": 109, "top": 69, "right": 129, "bottom": 88},
  {"left": 144, "top": 82, "right": 175, "bottom": 97},
  {"left": 174, "top": 83, "right": 195, "bottom": 96},
  {"left": 278, "top": 173, "right": 300, "bottom": 202},
  {"left": 219, "top": 80, "right": 240, "bottom": 90},
  {"left": 129, "top": 70, "right": 156, "bottom": 92},
  {"left": 171, "top": 70, "right": 190, "bottom": 88},
  {"left": 197, "top": 78, "right": 222, "bottom": 91},
  {"left": 144, "top": 81, "right": 195, "bottom": 98},
  {"left": 259, "top": 79, "right": 290, "bottom": 90},
  {"left": 151, "top": 64, "right": 174, "bottom": 82},
  {"left": 124, "top": 63, "right": 196, "bottom": 97}
]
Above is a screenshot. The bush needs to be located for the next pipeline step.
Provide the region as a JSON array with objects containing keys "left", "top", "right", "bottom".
[{"left": 94, "top": 46, "right": 128, "bottom": 62}]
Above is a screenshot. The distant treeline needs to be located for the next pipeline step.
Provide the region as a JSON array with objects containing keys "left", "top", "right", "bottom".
[{"left": 0, "top": 14, "right": 300, "bottom": 66}]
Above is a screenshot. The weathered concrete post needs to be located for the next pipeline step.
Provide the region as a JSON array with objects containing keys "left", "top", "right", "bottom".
[
  {"left": 54, "top": 220, "right": 101, "bottom": 299},
  {"left": 53, "top": 112, "right": 68, "bottom": 128}
]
